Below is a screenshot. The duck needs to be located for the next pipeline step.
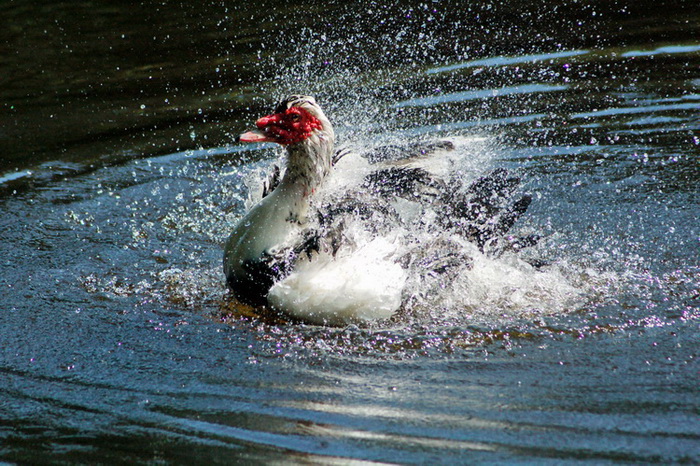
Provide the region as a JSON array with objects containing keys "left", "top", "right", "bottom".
[{"left": 224, "top": 95, "right": 537, "bottom": 325}]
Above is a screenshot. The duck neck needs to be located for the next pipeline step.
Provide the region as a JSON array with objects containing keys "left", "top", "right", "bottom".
[{"left": 279, "top": 131, "right": 334, "bottom": 203}]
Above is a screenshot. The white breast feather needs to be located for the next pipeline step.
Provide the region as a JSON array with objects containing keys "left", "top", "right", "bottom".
[{"left": 267, "top": 237, "right": 407, "bottom": 326}]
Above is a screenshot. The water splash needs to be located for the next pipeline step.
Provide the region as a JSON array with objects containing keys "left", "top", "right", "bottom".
[{"left": 68, "top": 12, "right": 697, "bottom": 354}]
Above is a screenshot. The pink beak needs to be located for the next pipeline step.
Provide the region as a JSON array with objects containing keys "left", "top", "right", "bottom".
[
  {"left": 238, "top": 113, "right": 284, "bottom": 143},
  {"left": 238, "top": 129, "right": 277, "bottom": 143}
]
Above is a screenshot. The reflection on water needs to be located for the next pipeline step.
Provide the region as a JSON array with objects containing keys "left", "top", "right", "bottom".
[
  {"left": 395, "top": 84, "right": 569, "bottom": 107},
  {"left": 427, "top": 50, "right": 591, "bottom": 74},
  {"left": 1, "top": 0, "right": 699, "bottom": 463},
  {"left": 621, "top": 44, "right": 700, "bottom": 57}
]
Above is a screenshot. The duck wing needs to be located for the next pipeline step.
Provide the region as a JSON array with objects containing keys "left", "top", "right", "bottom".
[
  {"left": 333, "top": 140, "right": 456, "bottom": 166},
  {"left": 361, "top": 162, "right": 538, "bottom": 254},
  {"left": 442, "top": 168, "right": 539, "bottom": 252}
]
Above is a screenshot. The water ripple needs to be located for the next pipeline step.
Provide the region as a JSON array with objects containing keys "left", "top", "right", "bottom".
[
  {"left": 427, "top": 50, "right": 589, "bottom": 74},
  {"left": 621, "top": 44, "right": 700, "bottom": 57},
  {"left": 395, "top": 84, "right": 568, "bottom": 107}
]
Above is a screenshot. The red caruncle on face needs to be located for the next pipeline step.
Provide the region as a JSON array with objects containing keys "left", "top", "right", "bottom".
[{"left": 255, "top": 107, "right": 323, "bottom": 145}]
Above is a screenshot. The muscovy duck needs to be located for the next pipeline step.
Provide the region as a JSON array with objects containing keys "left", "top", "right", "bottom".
[{"left": 224, "top": 95, "right": 536, "bottom": 325}]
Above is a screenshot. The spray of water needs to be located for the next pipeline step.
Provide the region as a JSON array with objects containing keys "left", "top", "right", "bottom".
[{"left": 75, "top": 8, "right": 693, "bottom": 356}]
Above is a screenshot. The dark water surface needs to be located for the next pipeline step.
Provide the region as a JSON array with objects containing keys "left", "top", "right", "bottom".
[{"left": 2, "top": 0, "right": 699, "bottom": 463}]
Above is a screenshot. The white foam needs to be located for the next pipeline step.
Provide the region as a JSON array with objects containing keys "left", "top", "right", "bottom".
[
  {"left": 268, "top": 236, "right": 407, "bottom": 326},
  {"left": 450, "top": 254, "right": 583, "bottom": 320}
]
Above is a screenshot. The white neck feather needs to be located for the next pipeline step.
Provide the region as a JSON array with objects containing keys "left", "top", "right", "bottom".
[{"left": 283, "top": 124, "right": 335, "bottom": 195}]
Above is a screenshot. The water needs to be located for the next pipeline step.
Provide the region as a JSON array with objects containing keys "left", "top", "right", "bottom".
[{"left": 1, "top": 0, "right": 699, "bottom": 463}]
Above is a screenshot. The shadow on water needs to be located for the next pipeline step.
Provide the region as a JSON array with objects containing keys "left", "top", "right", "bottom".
[{"left": 1, "top": 0, "right": 699, "bottom": 463}]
